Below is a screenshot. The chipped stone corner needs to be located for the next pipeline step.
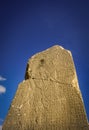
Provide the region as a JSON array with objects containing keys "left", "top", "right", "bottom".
[
  {"left": 59, "top": 46, "right": 64, "bottom": 50},
  {"left": 67, "top": 50, "right": 72, "bottom": 55}
]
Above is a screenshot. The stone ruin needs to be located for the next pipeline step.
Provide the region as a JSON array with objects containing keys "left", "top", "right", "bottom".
[{"left": 3, "top": 45, "right": 89, "bottom": 130}]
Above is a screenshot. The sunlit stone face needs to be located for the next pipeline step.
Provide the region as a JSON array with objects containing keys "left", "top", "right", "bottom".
[{"left": 3, "top": 45, "right": 89, "bottom": 130}]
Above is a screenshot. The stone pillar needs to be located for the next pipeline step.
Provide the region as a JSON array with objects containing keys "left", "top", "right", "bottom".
[{"left": 3, "top": 45, "right": 89, "bottom": 130}]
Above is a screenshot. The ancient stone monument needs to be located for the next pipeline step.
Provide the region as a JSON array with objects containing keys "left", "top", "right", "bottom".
[{"left": 3, "top": 45, "right": 89, "bottom": 130}]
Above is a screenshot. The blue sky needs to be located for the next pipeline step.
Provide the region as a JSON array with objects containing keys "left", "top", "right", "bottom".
[{"left": 0, "top": 0, "right": 89, "bottom": 127}]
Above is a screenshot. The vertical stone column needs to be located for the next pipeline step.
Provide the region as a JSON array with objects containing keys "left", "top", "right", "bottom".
[{"left": 3, "top": 45, "right": 89, "bottom": 130}]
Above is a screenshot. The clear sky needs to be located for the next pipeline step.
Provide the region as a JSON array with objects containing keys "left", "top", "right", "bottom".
[{"left": 0, "top": 0, "right": 89, "bottom": 127}]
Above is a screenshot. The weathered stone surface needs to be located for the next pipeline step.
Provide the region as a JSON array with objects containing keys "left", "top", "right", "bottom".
[{"left": 3, "top": 45, "right": 89, "bottom": 130}]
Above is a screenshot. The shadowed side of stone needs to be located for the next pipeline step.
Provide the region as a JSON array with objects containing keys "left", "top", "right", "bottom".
[{"left": 2, "top": 45, "right": 89, "bottom": 130}]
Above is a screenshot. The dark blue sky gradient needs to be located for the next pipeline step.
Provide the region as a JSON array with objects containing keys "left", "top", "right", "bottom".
[{"left": 0, "top": 0, "right": 89, "bottom": 124}]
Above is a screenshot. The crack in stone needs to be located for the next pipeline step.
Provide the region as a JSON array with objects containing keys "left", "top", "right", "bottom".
[{"left": 27, "top": 77, "right": 72, "bottom": 86}]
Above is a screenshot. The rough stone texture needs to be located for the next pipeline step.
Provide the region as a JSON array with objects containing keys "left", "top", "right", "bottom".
[{"left": 3, "top": 45, "right": 89, "bottom": 130}]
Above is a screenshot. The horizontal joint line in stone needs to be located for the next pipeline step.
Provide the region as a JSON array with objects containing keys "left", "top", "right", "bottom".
[{"left": 28, "top": 77, "right": 72, "bottom": 86}]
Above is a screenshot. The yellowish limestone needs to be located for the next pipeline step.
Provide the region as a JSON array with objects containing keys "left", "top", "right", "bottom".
[{"left": 3, "top": 45, "right": 89, "bottom": 130}]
